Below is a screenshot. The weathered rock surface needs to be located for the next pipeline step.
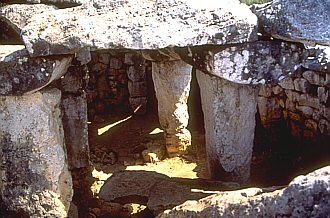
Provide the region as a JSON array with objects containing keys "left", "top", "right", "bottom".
[
  {"left": 98, "top": 170, "right": 218, "bottom": 215},
  {"left": 0, "top": 4, "right": 57, "bottom": 34},
  {"left": 152, "top": 60, "right": 192, "bottom": 156},
  {"left": 20, "top": 0, "right": 257, "bottom": 56},
  {"left": 0, "top": 45, "right": 72, "bottom": 95},
  {"left": 252, "top": 0, "right": 330, "bottom": 46},
  {"left": 197, "top": 71, "right": 259, "bottom": 182},
  {"left": 0, "top": 88, "right": 72, "bottom": 217},
  {"left": 212, "top": 41, "right": 306, "bottom": 84},
  {"left": 159, "top": 165, "right": 330, "bottom": 218}
]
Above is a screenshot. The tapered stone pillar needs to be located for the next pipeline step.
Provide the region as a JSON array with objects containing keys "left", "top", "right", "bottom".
[
  {"left": 0, "top": 88, "right": 73, "bottom": 217},
  {"left": 196, "top": 71, "right": 259, "bottom": 182},
  {"left": 152, "top": 60, "right": 192, "bottom": 157}
]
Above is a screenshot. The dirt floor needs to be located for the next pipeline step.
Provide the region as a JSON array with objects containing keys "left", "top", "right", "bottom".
[{"left": 86, "top": 111, "right": 329, "bottom": 217}]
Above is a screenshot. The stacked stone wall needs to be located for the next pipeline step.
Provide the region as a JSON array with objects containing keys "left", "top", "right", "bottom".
[{"left": 257, "top": 68, "right": 329, "bottom": 142}]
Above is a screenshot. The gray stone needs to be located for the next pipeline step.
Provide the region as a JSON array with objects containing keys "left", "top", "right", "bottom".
[
  {"left": 20, "top": 0, "right": 257, "bottom": 57},
  {"left": 0, "top": 46, "right": 72, "bottom": 96},
  {"left": 211, "top": 41, "right": 306, "bottom": 84},
  {"left": 128, "top": 80, "right": 147, "bottom": 98},
  {"left": 297, "top": 94, "right": 320, "bottom": 109},
  {"left": 158, "top": 166, "right": 330, "bottom": 218},
  {"left": 109, "top": 57, "right": 123, "bottom": 70},
  {"left": 0, "top": 88, "right": 72, "bottom": 217},
  {"left": 0, "top": 4, "right": 57, "bottom": 34},
  {"left": 197, "top": 71, "right": 259, "bottom": 182},
  {"left": 318, "top": 87, "right": 328, "bottom": 104},
  {"left": 61, "top": 93, "right": 90, "bottom": 169},
  {"left": 285, "top": 90, "right": 299, "bottom": 102},
  {"left": 302, "top": 70, "right": 325, "bottom": 86},
  {"left": 152, "top": 60, "right": 192, "bottom": 157},
  {"left": 252, "top": 0, "right": 330, "bottom": 46},
  {"left": 303, "top": 45, "right": 330, "bottom": 73},
  {"left": 296, "top": 105, "right": 314, "bottom": 118},
  {"left": 279, "top": 77, "right": 295, "bottom": 90},
  {"left": 293, "top": 78, "right": 310, "bottom": 93}
]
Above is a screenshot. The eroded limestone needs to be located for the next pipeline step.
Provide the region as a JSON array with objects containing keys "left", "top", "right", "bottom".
[
  {"left": 197, "top": 71, "right": 259, "bottom": 182},
  {"left": 152, "top": 60, "right": 192, "bottom": 156},
  {"left": 0, "top": 88, "right": 72, "bottom": 217}
]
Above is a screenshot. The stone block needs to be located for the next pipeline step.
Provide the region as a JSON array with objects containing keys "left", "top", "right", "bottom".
[
  {"left": 318, "top": 87, "right": 328, "bottom": 104},
  {"left": 258, "top": 85, "right": 272, "bottom": 97},
  {"left": 279, "top": 77, "right": 294, "bottom": 90},
  {"left": 296, "top": 105, "right": 314, "bottom": 118},
  {"left": 289, "top": 111, "right": 301, "bottom": 121},
  {"left": 297, "top": 94, "right": 319, "bottom": 109},
  {"left": 0, "top": 88, "right": 72, "bottom": 217},
  {"left": 197, "top": 71, "right": 258, "bottom": 182},
  {"left": 302, "top": 70, "right": 325, "bottom": 86},
  {"left": 61, "top": 93, "right": 90, "bottom": 169},
  {"left": 285, "top": 98, "right": 296, "bottom": 112},
  {"left": 128, "top": 80, "right": 147, "bottom": 98},
  {"left": 294, "top": 78, "right": 310, "bottom": 93},
  {"left": 325, "top": 73, "right": 330, "bottom": 88},
  {"left": 127, "top": 65, "right": 146, "bottom": 82},
  {"left": 285, "top": 90, "right": 300, "bottom": 102},
  {"left": 272, "top": 85, "right": 283, "bottom": 95},
  {"left": 124, "top": 53, "right": 135, "bottom": 65}
]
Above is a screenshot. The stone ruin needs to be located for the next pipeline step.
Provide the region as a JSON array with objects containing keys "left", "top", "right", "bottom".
[{"left": 0, "top": 0, "right": 329, "bottom": 217}]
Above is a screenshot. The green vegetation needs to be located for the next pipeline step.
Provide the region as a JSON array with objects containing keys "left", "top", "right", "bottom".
[{"left": 240, "top": 0, "right": 271, "bottom": 5}]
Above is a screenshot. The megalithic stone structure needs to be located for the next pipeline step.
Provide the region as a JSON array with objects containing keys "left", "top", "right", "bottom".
[
  {"left": 152, "top": 60, "right": 193, "bottom": 157},
  {"left": 0, "top": 88, "right": 73, "bottom": 217},
  {"left": 196, "top": 71, "right": 259, "bottom": 182}
]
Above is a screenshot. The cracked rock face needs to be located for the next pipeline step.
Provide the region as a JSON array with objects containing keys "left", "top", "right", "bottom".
[
  {"left": 252, "top": 0, "right": 330, "bottom": 46},
  {"left": 19, "top": 0, "right": 258, "bottom": 56},
  {"left": 0, "top": 88, "right": 73, "bottom": 217},
  {"left": 0, "top": 46, "right": 72, "bottom": 96},
  {"left": 159, "top": 165, "right": 330, "bottom": 218}
]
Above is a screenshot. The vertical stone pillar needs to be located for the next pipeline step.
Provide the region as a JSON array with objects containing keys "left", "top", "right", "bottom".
[
  {"left": 196, "top": 71, "right": 259, "bottom": 182},
  {"left": 0, "top": 88, "right": 72, "bottom": 217},
  {"left": 152, "top": 60, "right": 192, "bottom": 157}
]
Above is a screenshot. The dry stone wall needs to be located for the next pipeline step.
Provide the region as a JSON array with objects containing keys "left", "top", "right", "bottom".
[{"left": 258, "top": 68, "right": 329, "bottom": 140}]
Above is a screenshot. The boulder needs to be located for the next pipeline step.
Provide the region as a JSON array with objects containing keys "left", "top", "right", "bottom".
[
  {"left": 0, "top": 4, "right": 57, "bottom": 34},
  {"left": 0, "top": 88, "right": 73, "bottom": 217},
  {"left": 158, "top": 165, "right": 330, "bottom": 218},
  {"left": 252, "top": 0, "right": 330, "bottom": 46},
  {"left": 0, "top": 45, "right": 72, "bottom": 96},
  {"left": 20, "top": 0, "right": 258, "bottom": 56}
]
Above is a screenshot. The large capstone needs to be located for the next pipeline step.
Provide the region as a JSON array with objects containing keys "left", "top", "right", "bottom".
[
  {"left": 252, "top": 0, "right": 330, "bottom": 46},
  {"left": 152, "top": 60, "right": 192, "bottom": 156},
  {"left": 197, "top": 71, "right": 259, "bottom": 182},
  {"left": 19, "top": 0, "right": 258, "bottom": 56},
  {"left": 0, "top": 88, "right": 73, "bottom": 217}
]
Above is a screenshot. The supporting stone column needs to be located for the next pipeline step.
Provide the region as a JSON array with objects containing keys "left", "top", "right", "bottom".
[
  {"left": 152, "top": 60, "right": 192, "bottom": 157},
  {"left": 196, "top": 71, "right": 259, "bottom": 182},
  {"left": 0, "top": 88, "right": 72, "bottom": 217}
]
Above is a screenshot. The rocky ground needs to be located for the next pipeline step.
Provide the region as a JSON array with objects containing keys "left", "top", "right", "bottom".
[{"left": 83, "top": 111, "right": 329, "bottom": 218}]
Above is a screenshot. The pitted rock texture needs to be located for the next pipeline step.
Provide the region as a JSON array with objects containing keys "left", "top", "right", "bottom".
[
  {"left": 159, "top": 165, "right": 330, "bottom": 218},
  {"left": 197, "top": 71, "right": 259, "bottom": 182},
  {"left": 0, "top": 88, "right": 72, "bottom": 217},
  {"left": 0, "top": 4, "right": 57, "bottom": 34},
  {"left": 252, "top": 0, "right": 330, "bottom": 46},
  {"left": 0, "top": 46, "right": 72, "bottom": 95},
  {"left": 152, "top": 60, "right": 192, "bottom": 156},
  {"left": 19, "top": 0, "right": 258, "bottom": 56},
  {"left": 212, "top": 40, "right": 307, "bottom": 84}
]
